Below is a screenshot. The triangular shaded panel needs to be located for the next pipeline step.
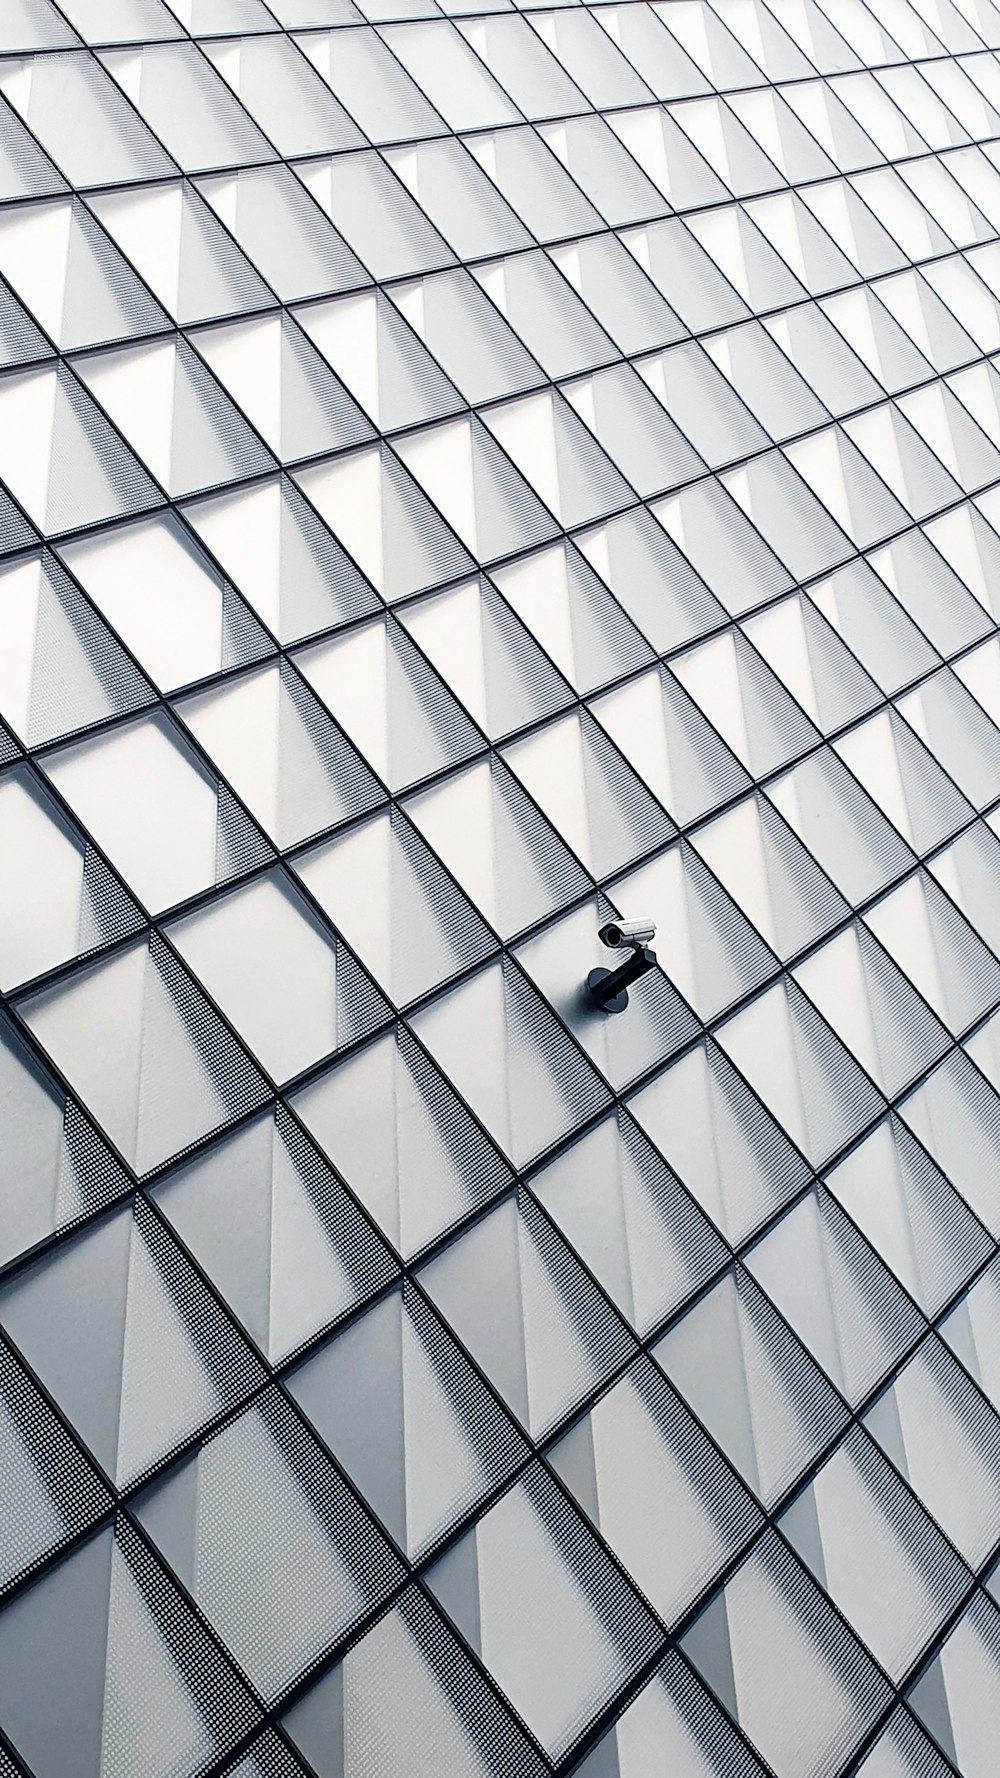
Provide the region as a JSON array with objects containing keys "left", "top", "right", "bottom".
[
  {"left": 297, "top": 25, "right": 451, "bottom": 144},
  {"left": 504, "top": 707, "right": 673, "bottom": 878},
  {"left": 681, "top": 1534, "right": 891, "bottom": 1778},
  {"left": 537, "top": 113, "right": 668, "bottom": 228},
  {"left": 201, "top": 30, "right": 363, "bottom": 157},
  {"left": 866, "top": 867, "right": 1000, "bottom": 1036},
  {"left": 294, "top": 803, "right": 496, "bottom": 1007},
  {"left": 294, "top": 149, "right": 455, "bottom": 281},
  {"left": 864, "top": 1338, "right": 1000, "bottom": 1568},
  {"left": 166, "top": 867, "right": 391, "bottom": 1086},
  {"left": 292, "top": 1023, "right": 513, "bottom": 1259},
  {"left": 809, "top": 557, "right": 938, "bottom": 697},
  {"left": 152, "top": 1104, "right": 397, "bottom": 1365},
  {"left": 825, "top": 1115, "right": 991, "bottom": 1319},
  {"left": 197, "top": 162, "right": 367, "bottom": 304},
  {"left": 549, "top": 231, "right": 685, "bottom": 355},
  {"left": 282, "top": 1586, "right": 545, "bottom": 1778},
  {"left": 411, "top": 959, "right": 612, "bottom": 1169},
  {"left": 631, "top": 1034, "right": 811, "bottom": 1247},
  {"left": 295, "top": 442, "right": 474, "bottom": 602},
  {"left": 382, "top": 136, "right": 532, "bottom": 260},
  {"left": 743, "top": 591, "right": 881, "bottom": 735},
  {"left": 898, "top": 665, "right": 1000, "bottom": 813},
  {"left": 637, "top": 338, "right": 769, "bottom": 470},
  {"left": 693, "top": 791, "right": 849, "bottom": 962},
  {"left": 0, "top": 763, "right": 144, "bottom": 990},
  {"left": 794, "top": 919, "right": 951, "bottom": 1100},
  {"left": 654, "top": 1268, "right": 849, "bottom": 1505},
  {"left": 419, "top": 1190, "right": 635, "bottom": 1439},
  {"left": 294, "top": 613, "right": 482, "bottom": 792},
  {"left": 131, "top": 1387, "right": 403, "bottom": 1702},
  {"left": 184, "top": 472, "right": 377, "bottom": 646},
  {"left": 288, "top": 1281, "right": 527, "bottom": 1558},
  {"left": 178, "top": 658, "right": 382, "bottom": 849},
  {"left": 908, "top": 1595, "right": 1000, "bottom": 1778},
  {"left": 100, "top": 40, "right": 276, "bottom": 174},
  {"left": 483, "top": 388, "right": 633, "bottom": 529},
  {"left": 0, "top": 1008, "right": 132, "bottom": 1273},
  {"left": 0, "top": 552, "right": 154, "bottom": 748},
  {"left": 0, "top": 195, "right": 168, "bottom": 349},
  {"left": 0, "top": 1336, "right": 112, "bottom": 1594},
  {"left": 76, "top": 336, "right": 276, "bottom": 497},
  {"left": 0, "top": 91, "right": 66, "bottom": 201},
  {"left": 785, "top": 425, "right": 910, "bottom": 549},
  {"left": 493, "top": 540, "right": 654, "bottom": 696},
  {"left": 671, "top": 628, "right": 820, "bottom": 780},
  {"left": 422, "top": 1463, "right": 659, "bottom": 1761},
  {"left": 0, "top": 1196, "right": 265, "bottom": 1485},
  {"left": 391, "top": 266, "right": 543, "bottom": 406},
  {"left": 621, "top": 217, "right": 749, "bottom": 332},
  {"left": 90, "top": 179, "right": 273, "bottom": 324},
  {"left": 768, "top": 744, "right": 916, "bottom": 906},
  {"left": 18, "top": 933, "right": 270, "bottom": 1175},
  {"left": 395, "top": 415, "right": 560, "bottom": 563},
  {"left": 298, "top": 286, "right": 461, "bottom": 432},
  {"left": 780, "top": 1429, "right": 969, "bottom": 1687},
  {"left": 900, "top": 1047, "right": 1000, "bottom": 1239},
  {"left": 655, "top": 474, "right": 795, "bottom": 616},
  {"left": 0, "top": 486, "right": 37, "bottom": 559},
  {"left": 0, "top": 1518, "right": 260, "bottom": 1778},
  {"left": 44, "top": 708, "right": 273, "bottom": 912},
  {"left": 548, "top": 1357, "right": 762, "bottom": 1624},
  {"left": 563, "top": 360, "right": 706, "bottom": 498},
  {"left": 462, "top": 124, "right": 604, "bottom": 244},
  {"left": 746, "top": 1185, "right": 926, "bottom": 1406},
  {"left": 0, "top": 363, "right": 160, "bottom": 534},
  {"left": 836, "top": 708, "right": 974, "bottom": 857},
  {"left": 59, "top": 509, "right": 272, "bottom": 692},
  {"left": 594, "top": 664, "right": 751, "bottom": 828},
  {"left": 871, "top": 522, "right": 995, "bottom": 655},
  {"left": 610, "top": 105, "right": 739, "bottom": 207},
  {"left": 192, "top": 311, "right": 374, "bottom": 465},
  {"left": 574, "top": 1651, "right": 770, "bottom": 1778},
  {"left": 474, "top": 249, "right": 618, "bottom": 380},
  {"left": 717, "top": 974, "right": 885, "bottom": 1168},
  {"left": 532, "top": 1109, "right": 728, "bottom": 1336},
  {"left": 727, "top": 192, "right": 847, "bottom": 296},
  {"left": 400, "top": 576, "right": 572, "bottom": 741},
  {"left": 0, "top": 50, "right": 173, "bottom": 187},
  {"left": 405, "top": 754, "right": 591, "bottom": 939}
]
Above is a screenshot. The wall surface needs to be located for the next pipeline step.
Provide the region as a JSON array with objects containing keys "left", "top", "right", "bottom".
[{"left": 1, "top": 0, "right": 1000, "bottom": 1775}]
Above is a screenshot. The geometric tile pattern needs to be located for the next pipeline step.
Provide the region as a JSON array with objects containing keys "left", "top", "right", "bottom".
[{"left": 5, "top": 1, "right": 1000, "bottom": 1776}]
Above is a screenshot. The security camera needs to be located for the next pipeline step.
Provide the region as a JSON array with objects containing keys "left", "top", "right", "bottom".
[
  {"left": 588, "top": 917, "right": 659, "bottom": 1013},
  {"left": 598, "top": 918, "right": 657, "bottom": 950}
]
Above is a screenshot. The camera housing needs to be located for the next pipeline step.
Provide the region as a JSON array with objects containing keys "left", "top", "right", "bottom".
[{"left": 598, "top": 918, "right": 657, "bottom": 950}]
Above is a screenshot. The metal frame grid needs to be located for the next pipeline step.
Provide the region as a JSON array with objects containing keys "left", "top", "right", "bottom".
[{"left": 5, "top": 0, "right": 1000, "bottom": 1775}]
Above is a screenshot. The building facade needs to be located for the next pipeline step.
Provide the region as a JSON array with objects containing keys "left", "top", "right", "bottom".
[{"left": 2, "top": 0, "right": 1000, "bottom": 1774}]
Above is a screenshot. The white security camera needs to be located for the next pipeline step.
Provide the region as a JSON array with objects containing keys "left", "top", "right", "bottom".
[{"left": 598, "top": 918, "right": 657, "bottom": 950}]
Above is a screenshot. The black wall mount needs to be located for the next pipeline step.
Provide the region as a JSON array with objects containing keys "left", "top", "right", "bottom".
[{"left": 587, "top": 943, "right": 658, "bottom": 1015}]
